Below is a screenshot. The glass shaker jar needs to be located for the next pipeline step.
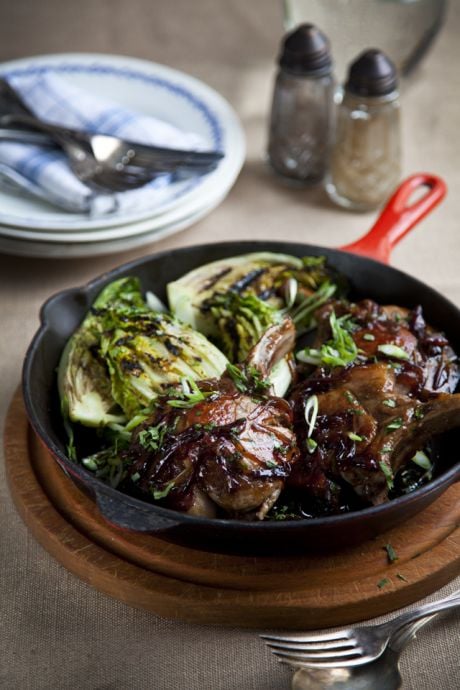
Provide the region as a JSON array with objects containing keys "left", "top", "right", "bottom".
[
  {"left": 325, "top": 49, "right": 401, "bottom": 211},
  {"left": 267, "top": 23, "right": 335, "bottom": 185}
]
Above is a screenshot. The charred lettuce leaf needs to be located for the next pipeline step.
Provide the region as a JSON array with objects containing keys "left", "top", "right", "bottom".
[
  {"left": 58, "top": 276, "right": 228, "bottom": 427},
  {"left": 58, "top": 277, "right": 145, "bottom": 427}
]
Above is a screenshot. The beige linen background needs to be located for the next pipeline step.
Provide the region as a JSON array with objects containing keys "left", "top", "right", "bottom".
[{"left": 0, "top": 1, "right": 459, "bottom": 688}]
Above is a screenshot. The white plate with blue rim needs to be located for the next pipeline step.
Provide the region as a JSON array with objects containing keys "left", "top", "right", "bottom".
[
  {"left": 0, "top": 53, "right": 245, "bottom": 232},
  {"left": 0, "top": 193, "right": 225, "bottom": 258},
  {"left": 0, "top": 168, "right": 233, "bottom": 243}
]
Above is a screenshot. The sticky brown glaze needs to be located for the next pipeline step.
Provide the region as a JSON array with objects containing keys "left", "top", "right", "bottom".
[
  {"left": 122, "top": 318, "right": 299, "bottom": 519},
  {"left": 289, "top": 298, "right": 459, "bottom": 510},
  {"left": 290, "top": 358, "right": 460, "bottom": 508},
  {"left": 314, "top": 299, "right": 459, "bottom": 394}
]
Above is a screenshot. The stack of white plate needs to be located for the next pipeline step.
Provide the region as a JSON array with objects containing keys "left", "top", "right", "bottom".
[{"left": 0, "top": 54, "right": 245, "bottom": 258}]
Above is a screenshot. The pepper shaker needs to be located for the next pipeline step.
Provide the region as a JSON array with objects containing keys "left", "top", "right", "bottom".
[
  {"left": 326, "top": 49, "right": 401, "bottom": 211},
  {"left": 267, "top": 24, "right": 335, "bottom": 186}
]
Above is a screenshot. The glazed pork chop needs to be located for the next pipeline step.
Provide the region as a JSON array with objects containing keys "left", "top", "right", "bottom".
[
  {"left": 289, "top": 299, "right": 460, "bottom": 509},
  {"left": 123, "top": 318, "right": 299, "bottom": 519}
]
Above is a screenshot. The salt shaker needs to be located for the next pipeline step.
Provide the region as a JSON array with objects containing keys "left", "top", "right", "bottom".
[
  {"left": 267, "top": 23, "right": 335, "bottom": 185},
  {"left": 326, "top": 49, "right": 401, "bottom": 211}
]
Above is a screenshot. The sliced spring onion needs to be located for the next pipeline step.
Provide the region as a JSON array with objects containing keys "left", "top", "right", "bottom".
[
  {"left": 363, "top": 333, "right": 375, "bottom": 342},
  {"left": 284, "top": 277, "right": 298, "bottom": 310},
  {"left": 411, "top": 450, "right": 432, "bottom": 471},
  {"left": 296, "top": 311, "right": 358, "bottom": 368},
  {"left": 167, "top": 376, "right": 214, "bottom": 408},
  {"left": 152, "top": 481, "right": 175, "bottom": 500},
  {"left": 145, "top": 290, "right": 167, "bottom": 313},
  {"left": 306, "top": 437, "right": 318, "bottom": 454},
  {"left": 347, "top": 431, "right": 363, "bottom": 442},
  {"left": 291, "top": 281, "right": 337, "bottom": 329},
  {"left": 377, "top": 343, "right": 410, "bottom": 360},
  {"left": 296, "top": 348, "right": 322, "bottom": 366},
  {"left": 386, "top": 417, "right": 404, "bottom": 432},
  {"left": 82, "top": 456, "right": 98, "bottom": 471},
  {"left": 304, "top": 394, "right": 319, "bottom": 438}
]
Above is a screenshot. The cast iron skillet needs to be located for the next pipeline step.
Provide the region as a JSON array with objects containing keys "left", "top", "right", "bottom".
[{"left": 22, "top": 173, "right": 460, "bottom": 554}]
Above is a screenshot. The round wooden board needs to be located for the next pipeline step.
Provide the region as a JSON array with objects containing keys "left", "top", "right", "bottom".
[{"left": 4, "top": 389, "right": 460, "bottom": 629}]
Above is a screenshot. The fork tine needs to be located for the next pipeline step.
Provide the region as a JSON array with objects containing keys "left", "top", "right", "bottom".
[
  {"left": 271, "top": 647, "right": 363, "bottom": 661},
  {"left": 260, "top": 631, "right": 351, "bottom": 644},
  {"left": 264, "top": 638, "right": 358, "bottom": 652},
  {"left": 277, "top": 655, "right": 375, "bottom": 670}
]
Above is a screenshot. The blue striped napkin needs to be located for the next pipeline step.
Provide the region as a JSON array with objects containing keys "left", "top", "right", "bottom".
[{"left": 0, "top": 72, "right": 207, "bottom": 215}]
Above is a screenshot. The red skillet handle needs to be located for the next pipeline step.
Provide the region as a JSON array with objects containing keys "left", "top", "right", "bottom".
[{"left": 339, "top": 173, "right": 447, "bottom": 263}]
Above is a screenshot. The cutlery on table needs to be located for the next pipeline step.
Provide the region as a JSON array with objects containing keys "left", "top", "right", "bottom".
[
  {"left": 261, "top": 589, "right": 460, "bottom": 669},
  {"left": 0, "top": 77, "right": 223, "bottom": 191},
  {"left": 291, "top": 614, "right": 437, "bottom": 690}
]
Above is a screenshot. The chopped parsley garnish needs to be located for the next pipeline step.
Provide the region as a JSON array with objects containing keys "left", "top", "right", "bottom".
[
  {"left": 269, "top": 504, "right": 300, "bottom": 521},
  {"left": 138, "top": 422, "right": 167, "bottom": 452},
  {"left": 377, "top": 578, "right": 390, "bottom": 589},
  {"left": 225, "top": 362, "right": 270, "bottom": 394},
  {"left": 384, "top": 543, "right": 398, "bottom": 563},
  {"left": 383, "top": 399, "right": 396, "bottom": 408},
  {"left": 265, "top": 459, "right": 278, "bottom": 469}
]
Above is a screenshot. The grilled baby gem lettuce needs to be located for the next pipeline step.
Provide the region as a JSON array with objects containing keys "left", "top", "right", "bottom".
[
  {"left": 167, "top": 252, "right": 339, "bottom": 333},
  {"left": 99, "top": 306, "right": 228, "bottom": 417},
  {"left": 58, "top": 277, "right": 145, "bottom": 427},
  {"left": 166, "top": 252, "right": 341, "bottom": 395},
  {"left": 58, "top": 277, "right": 229, "bottom": 428}
]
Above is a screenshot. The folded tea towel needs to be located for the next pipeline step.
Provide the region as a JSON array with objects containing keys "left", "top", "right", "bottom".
[{"left": 0, "top": 72, "right": 209, "bottom": 215}]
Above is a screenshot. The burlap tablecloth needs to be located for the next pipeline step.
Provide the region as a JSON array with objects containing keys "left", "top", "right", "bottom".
[{"left": 0, "top": 1, "right": 459, "bottom": 688}]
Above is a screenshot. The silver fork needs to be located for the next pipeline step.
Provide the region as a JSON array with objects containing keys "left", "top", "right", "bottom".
[
  {"left": 0, "top": 77, "right": 222, "bottom": 191},
  {"left": 290, "top": 616, "right": 437, "bottom": 690},
  {"left": 0, "top": 114, "right": 175, "bottom": 192},
  {"left": 0, "top": 80, "right": 154, "bottom": 192},
  {"left": 261, "top": 589, "right": 460, "bottom": 669}
]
